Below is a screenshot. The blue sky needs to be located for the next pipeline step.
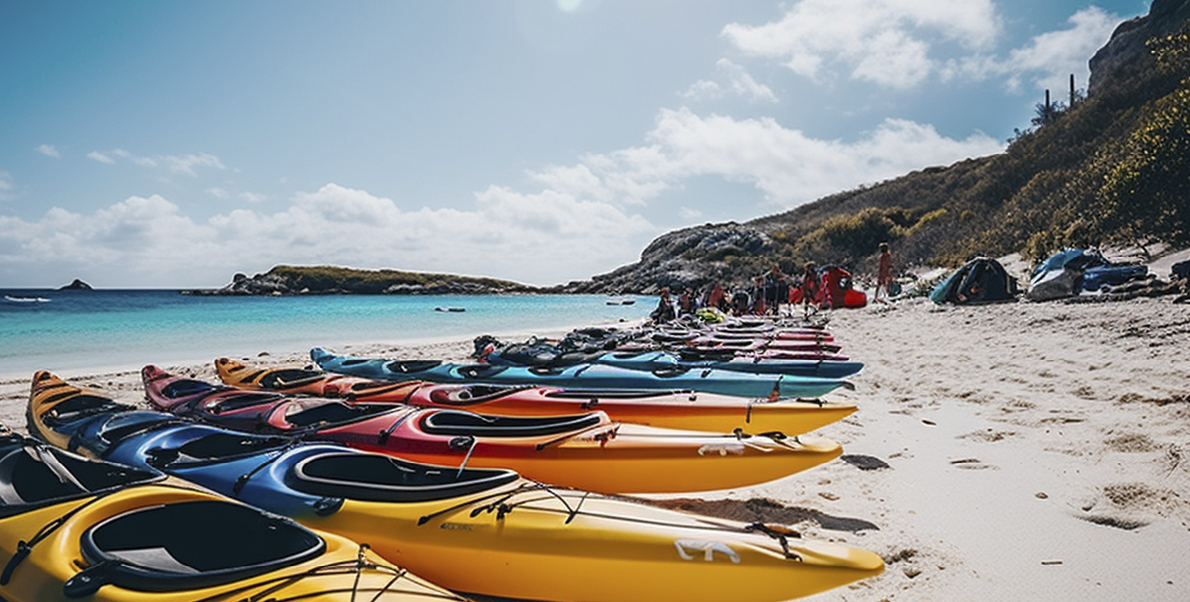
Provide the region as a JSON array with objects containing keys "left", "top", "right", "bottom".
[{"left": 0, "top": 0, "right": 1152, "bottom": 287}]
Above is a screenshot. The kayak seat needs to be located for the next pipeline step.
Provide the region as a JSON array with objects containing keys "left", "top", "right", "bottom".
[
  {"left": 160, "top": 379, "right": 218, "bottom": 399},
  {"left": 284, "top": 402, "right": 395, "bottom": 428},
  {"left": 207, "top": 392, "right": 287, "bottom": 413},
  {"left": 38, "top": 394, "right": 134, "bottom": 428},
  {"left": 0, "top": 442, "right": 161, "bottom": 518},
  {"left": 287, "top": 451, "right": 519, "bottom": 503},
  {"left": 382, "top": 360, "right": 443, "bottom": 374},
  {"left": 426, "top": 385, "right": 534, "bottom": 406},
  {"left": 453, "top": 364, "right": 509, "bottom": 379},
  {"left": 70, "top": 500, "right": 324, "bottom": 594},
  {"left": 542, "top": 388, "right": 689, "bottom": 400},
  {"left": 259, "top": 369, "right": 325, "bottom": 389},
  {"left": 145, "top": 432, "right": 291, "bottom": 468},
  {"left": 418, "top": 410, "right": 604, "bottom": 438}
]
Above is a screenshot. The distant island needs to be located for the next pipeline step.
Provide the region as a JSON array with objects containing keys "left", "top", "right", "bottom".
[
  {"left": 58, "top": 279, "right": 93, "bottom": 291},
  {"left": 185, "top": 265, "right": 544, "bottom": 296}
]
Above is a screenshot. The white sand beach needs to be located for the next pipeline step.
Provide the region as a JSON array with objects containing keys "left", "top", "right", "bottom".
[{"left": 1, "top": 258, "right": 1188, "bottom": 602}]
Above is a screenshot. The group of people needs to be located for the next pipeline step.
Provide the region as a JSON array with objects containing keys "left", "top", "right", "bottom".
[{"left": 649, "top": 242, "right": 896, "bottom": 323}]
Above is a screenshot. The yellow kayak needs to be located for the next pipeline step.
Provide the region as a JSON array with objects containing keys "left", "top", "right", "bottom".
[
  {"left": 216, "top": 357, "right": 859, "bottom": 436},
  {"left": 307, "top": 477, "right": 886, "bottom": 602},
  {"left": 0, "top": 431, "right": 466, "bottom": 602}
]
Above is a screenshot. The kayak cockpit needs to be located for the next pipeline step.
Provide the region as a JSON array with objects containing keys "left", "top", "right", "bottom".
[
  {"left": 0, "top": 436, "right": 163, "bottom": 517},
  {"left": 67, "top": 500, "right": 325, "bottom": 596},
  {"left": 418, "top": 410, "right": 604, "bottom": 438},
  {"left": 287, "top": 451, "right": 518, "bottom": 503}
]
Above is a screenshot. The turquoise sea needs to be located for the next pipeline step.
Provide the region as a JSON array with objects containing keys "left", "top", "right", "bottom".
[{"left": 0, "top": 290, "right": 651, "bottom": 378}]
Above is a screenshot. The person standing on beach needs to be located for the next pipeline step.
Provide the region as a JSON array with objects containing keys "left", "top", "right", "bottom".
[
  {"left": 800, "top": 262, "right": 820, "bottom": 318},
  {"left": 650, "top": 287, "right": 676, "bottom": 323},
  {"left": 876, "top": 242, "right": 893, "bottom": 302},
  {"left": 763, "top": 264, "right": 787, "bottom": 316}
]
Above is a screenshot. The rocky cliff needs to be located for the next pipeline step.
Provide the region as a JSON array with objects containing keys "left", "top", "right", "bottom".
[
  {"left": 559, "top": 222, "right": 776, "bottom": 295},
  {"left": 1089, "top": 0, "right": 1190, "bottom": 93}
]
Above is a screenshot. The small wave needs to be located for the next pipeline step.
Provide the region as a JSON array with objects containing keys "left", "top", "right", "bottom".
[{"left": 4, "top": 295, "right": 51, "bottom": 303}]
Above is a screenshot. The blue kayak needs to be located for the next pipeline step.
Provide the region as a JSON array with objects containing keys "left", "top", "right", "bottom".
[{"left": 312, "top": 348, "right": 853, "bottom": 399}]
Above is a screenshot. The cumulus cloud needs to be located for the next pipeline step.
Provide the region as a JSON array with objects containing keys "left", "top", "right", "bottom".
[
  {"left": 0, "top": 184, "right": 655, "bottom": 287},
  {"left": 721, "top": 1, "right": 1119, "bottom": 95},
  {"left": 1005, "top": 7, "right": 1118, "bottom": 93},
  {"left": 527, "top": 107, "right": 1003, "bottom": 210},
  {"left": 722, "top": 0, "right": 1000, "bottom": 88},
  {"left": 683, "top": 59, "right": 778, "bottom": 103},
  {"left": 942, "top": 7, "right": 1118, "bottom": 94},
  {"left": 36, "top": 144, "right": 61, "bottom": 158}
]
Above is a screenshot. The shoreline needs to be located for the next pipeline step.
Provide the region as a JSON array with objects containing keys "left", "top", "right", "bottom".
[{"left": 2, "top": 297, "right": 1188, "bottom": 601}]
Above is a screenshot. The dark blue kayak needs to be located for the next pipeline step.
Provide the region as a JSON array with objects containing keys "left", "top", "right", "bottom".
[{"left": 311, "top": 348, "right": 853, "bottom": 399}]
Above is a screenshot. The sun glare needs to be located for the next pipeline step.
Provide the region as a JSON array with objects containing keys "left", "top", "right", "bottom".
[{"left": 557, "top": 0, "right": 582, "bottom": 13}]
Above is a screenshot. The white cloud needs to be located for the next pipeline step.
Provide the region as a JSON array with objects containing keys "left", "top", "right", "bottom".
[
  {"left": 160, "top": 153, "right": 226, "bottom": 177},
  {"left": 722, "top": 0, "right": 1000, "bottom": 88},
  {"left": 527, "top": 107, "right": 1003, "bottom": 210},
  {"left": 940, "top": 7, "right": 1118, "bottom": 95},
  {"left": 86, "top": 149, "right": 226, "bottom": 176},
  {"left": 1004, "top": 7, "right": 1118, "bottom": 94},
  {"left": 683, "top": 59, "right": 778, "bottom": 103},
  {"left": 238, "top": 192, "right": 267, "bottom": 203},
  {"left": 206, "top": 188, "right": 230, "bottom": 199},
  {"left": 0, "top": 184, "right": 655, "bottom": 287},
  {"left": 36, "top": 144, "right": 61, "bottom": 158}
]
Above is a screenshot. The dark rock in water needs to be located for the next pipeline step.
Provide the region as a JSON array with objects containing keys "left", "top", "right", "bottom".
[{"left": 58, "top": 279, "right": 93, "bottom": 291}]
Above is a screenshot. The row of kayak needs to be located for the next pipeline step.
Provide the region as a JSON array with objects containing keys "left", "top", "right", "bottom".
[
  {"left": 310, "top": 347, "right": 856, "bottom": 399},
  {"left": 137, "top": 364, "right": 839, "bottom": 494},
  {"left": 216, "top": 356, "right": 858, "bottom": 435},
  {"left": 2, "top": 369, "right": 884, "bottom": 602}
]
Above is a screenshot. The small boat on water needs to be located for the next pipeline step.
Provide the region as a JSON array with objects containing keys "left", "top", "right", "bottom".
[
  {"left": 434, "top": 306, "right": 465, "bottom": 312},
  {"left": 606, "top": 295, "right": 636, "bottom": 305}
]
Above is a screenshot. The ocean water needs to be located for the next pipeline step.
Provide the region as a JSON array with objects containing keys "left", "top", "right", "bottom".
[{"left": 0, "top": 290, "right": 651, "bottom": 378}]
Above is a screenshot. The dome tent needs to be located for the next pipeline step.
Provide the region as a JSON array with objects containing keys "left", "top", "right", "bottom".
[{"left": 930, "top": 257, "right": 1019, "bottom": 304}]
